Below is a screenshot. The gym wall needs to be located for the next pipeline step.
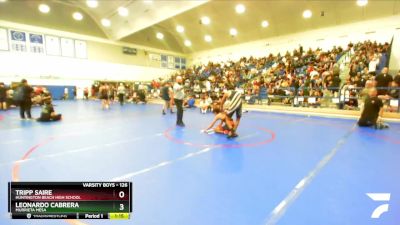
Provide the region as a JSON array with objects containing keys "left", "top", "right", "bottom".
[{"left": 0, "top": 20, "right": 187, "bottom": 85}]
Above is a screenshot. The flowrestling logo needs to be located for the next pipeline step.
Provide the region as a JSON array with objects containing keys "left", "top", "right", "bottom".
[{"left": 366, "top": 193, "right": 391, "bottom": 219}]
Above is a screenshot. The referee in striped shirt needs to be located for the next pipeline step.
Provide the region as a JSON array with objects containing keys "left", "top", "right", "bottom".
[{"left": 220, "top": 84, "right": 242, "bottom": 138}]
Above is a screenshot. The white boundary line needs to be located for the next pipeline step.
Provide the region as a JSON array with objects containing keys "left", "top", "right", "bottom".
[
  {"left": 264, "top": 125, "right": 356, "bottom": 225},
  {"left": 110, "top": 132, "right": 259, "bottom": 181},
  {"left": 111, "top": 147, "right": 213, "bottom": 181},
  {"left": 0, "top": 133, "right": 164, "bottom": 167}
]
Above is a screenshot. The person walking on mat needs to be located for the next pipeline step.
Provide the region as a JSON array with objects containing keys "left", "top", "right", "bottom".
[{"left": 161, "top": 82, "right": 174, "bottom": 115}]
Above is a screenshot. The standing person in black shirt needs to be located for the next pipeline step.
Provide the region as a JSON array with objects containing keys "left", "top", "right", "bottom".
[
  {"left": 172, "top": 76, "right": 185, "bottom": 127},
  {"left": 330, "top": 75, "right": 341, "bottom": 93},
  {"left": 0, "top": 82, "right": 7, "bottom": 110},
  {"left": 117, "top": 83, "right": 126, "bottom": 106},
  {"left": 358, "top": 88, "right": 388, "bottom": 129},
  {"left": 19, "top": 79, "right": 33, "bottom": 120},
  {"left": 375, "top": 67, "right": 393, "bottom": 95},
  {"left": 161, "top": 82, "right": 173, "bottom": 115}
]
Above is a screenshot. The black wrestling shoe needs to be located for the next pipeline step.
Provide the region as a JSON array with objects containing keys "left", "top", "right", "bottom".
[
  {"left": 162, "top": 111, "right": 166, "bottom": 115},
  {"left": 177, "top": 122, "right": 185, "bottom": 127},
  {"left": 227, "top": 133, "right": 238, "bottom": 139}
]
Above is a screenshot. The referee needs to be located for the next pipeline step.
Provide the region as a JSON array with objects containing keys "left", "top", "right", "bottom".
[
  {"left": 220, "top": 84, "right": 242, "bottom": 138},
  {"left": 172, "top": 76, "right": 185, "bottom": 127}
]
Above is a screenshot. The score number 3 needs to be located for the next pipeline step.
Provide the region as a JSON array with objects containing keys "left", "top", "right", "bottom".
[{"left": 119, "top": 191, "right": 125, "bottom": 211}]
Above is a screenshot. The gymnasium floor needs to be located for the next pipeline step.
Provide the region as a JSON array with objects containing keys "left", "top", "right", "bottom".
[{"left": 0, "top": 101, "right": 399, "bottom": 225}]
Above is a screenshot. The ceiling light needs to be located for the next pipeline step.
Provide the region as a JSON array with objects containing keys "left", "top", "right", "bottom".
[
  {"left": 229, "top": 28, "right": 238, "bottom": 36},
  {"left": 156, "top": 32, "right": 164, "bottom": 40},
  {"left": 200, "top": 16, "right": 210, "bottom": 25},
  {"left": 204, "top": 35, "right": 212, "bottom": 42},
  {"left": 184, "top": 40, "right": 192, "bottom": 47},
  {"left": 356, "top": 0, "right": 368, "bottom": 7},
  {"left": 235, "top": 4, "right": 245, "bottom": 14},
  {"left": 118, "top": 7, "right": 129, "bottom": 17},
  {"left": 144, "top": 0, "right": 153, "bottom": 3},
  {"left": 101, "top": 18, "right": 111, "bottom": 27},
  {"left": 176, "top": 25, "right": 185, "bottom": 33},
  {"left": 261, "top": 20, "right": 269, "bottom": 28},
  {"left": 73, "top": 12, "right": 83, "bottom": 21},
  {"left": 86, "top": 0, "right": 98, "bottom": 8},
  {"left": 303, "top": 10, "right": 312, "bottom": 18},
  {"left": 38, "top": 4, "right": 50, "bottom": 13},
  {"left": 0, "top": 0, "right": 8, "bottom": 3}
]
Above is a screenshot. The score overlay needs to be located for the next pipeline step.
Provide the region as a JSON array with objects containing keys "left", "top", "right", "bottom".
[{"left": 8, "top": 182, "right": 132, "bottom": 220}]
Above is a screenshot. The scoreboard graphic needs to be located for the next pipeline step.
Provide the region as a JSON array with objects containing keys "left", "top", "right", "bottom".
[{"left": 8, "top": 182, "right": 132, "bottom": 220}]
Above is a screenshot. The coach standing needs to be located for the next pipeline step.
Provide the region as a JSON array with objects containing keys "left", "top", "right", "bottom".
[
  {"left": 358, "top": 88, "right": 388, "bottom": 129},
  {"left": 173, "top": 76, "right": 185, "bottom": 127}
]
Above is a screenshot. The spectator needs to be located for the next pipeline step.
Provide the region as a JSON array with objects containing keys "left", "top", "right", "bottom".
[
  {"left": 394, "top": 70, "right": 400, "bottom": 86},
  {"left": 387, "top": 81, "right": 399, "bottom": 99},
  {"left": 83, "top": 87, "right": 89, "bottom": 100},
  {"left": 330, "top": 75, "right": 341, "bottom": 93},
  {"left": 375, "top": 67, "right": 393, "bottom": 95},
  {"left": 368, "top": 54, "right": 379, "bottom": 76},
  {"left": 199, "top": 94, "right": 210, "bottom": 114},
  {"left": 63, "top": 87, "right": 69, "bottom": 100},
  {"left": 117, "top": 83, "right": 126, "bottom": 106},
  {"left": 184, "top": 95, "right": 196, "bottom": 108},
  {"left": 193, "top": 81, "right": 201, "bottom": 96},
  {"left": 6, "top": 88, "right": 14, "bottom": 107},
  {"left": 0, "top": 82, "right": 7, "bottom": 110},
  {"left": 344, "top": 91, "right": 358, "bottom": 110}
]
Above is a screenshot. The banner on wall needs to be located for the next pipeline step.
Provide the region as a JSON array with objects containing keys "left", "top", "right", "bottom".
[
  {"left": 75, "top": 40, "right": 87, "bottom": 59},
  {"left": 10, "top": 30, "right": 27, "bottom": 52},
  {"left": 45, "top": 35, "right": 61, "bottom": 56},
  {"left": 61, "top": 38, "right": 74, "bottom": 57},
  {"left": 0, "top": 28, "right": 8, "bottom": 51},
  {"left": 29, "top": 33, "right": 45, "bottom": 54},
  {"left": 149, "top": 53, "right": 161, "bottom": 61}
]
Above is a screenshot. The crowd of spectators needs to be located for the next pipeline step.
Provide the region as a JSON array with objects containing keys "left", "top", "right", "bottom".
[
  {"left": 158, "top": 44, "right": 347, "bottom": 108},
  {"left": 342, "top": 40, "right": 399, "bottom": 110},
  {"left": 0, "top": 82, "right": 56, "bottom": 110},
  {"left": 154, "top": 40, "right": 398, "bottom": 111}
]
